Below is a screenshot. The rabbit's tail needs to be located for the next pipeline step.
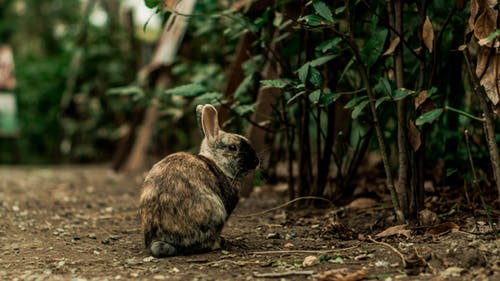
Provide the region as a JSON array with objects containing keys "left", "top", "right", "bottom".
[{"left": 150, "top": 240, "right": 176, "bottom": 257}]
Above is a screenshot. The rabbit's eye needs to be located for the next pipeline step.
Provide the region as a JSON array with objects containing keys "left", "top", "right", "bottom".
[{"left": 228, "top": 144, "right": 238, "bottom": 151}]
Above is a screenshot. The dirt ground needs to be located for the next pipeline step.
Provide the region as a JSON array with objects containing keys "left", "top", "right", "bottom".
[{"left": 0, "top": 166, "right": 499, "bottom": 281}]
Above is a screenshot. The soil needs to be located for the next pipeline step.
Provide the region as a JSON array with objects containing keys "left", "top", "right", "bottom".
[{"left": 0, "top": 166, "right": 498, "bottom": 281}]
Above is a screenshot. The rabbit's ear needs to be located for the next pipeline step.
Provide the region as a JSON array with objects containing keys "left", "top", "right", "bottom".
[{"left": 201, "top": 105, "right": 220, "bottom": 141}]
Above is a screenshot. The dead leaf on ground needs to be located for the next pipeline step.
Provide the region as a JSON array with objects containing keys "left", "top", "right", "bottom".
[
  {"left": 375, "top": 224, "right": 411, "bottom": 239},
  {"left": 425, "top": 222, "right": 460, "bottom": 235},
  {"left": 314, "top": 268, "right": 368, "bottom": 281},
  {"left": 347, "top": 198, "right": 377, "bottom": 209},
  {"left": 382, "top": 37, "right": 400, "bottom": 56},
  {"left": 422, "top": 16, "right": 434, "bottom": 53}
]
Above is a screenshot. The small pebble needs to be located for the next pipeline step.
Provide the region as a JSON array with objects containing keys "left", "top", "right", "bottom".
[
  {"left": 266, "top": 232, "right": 280, "bottom": 239},
  {"left": 302, "top": 255, "right": 319, "bottom": 267}
]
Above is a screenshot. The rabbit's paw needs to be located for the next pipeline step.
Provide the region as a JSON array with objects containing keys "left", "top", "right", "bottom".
[{"left": 150, "top": 241, "right": 176, "bottom": 258}]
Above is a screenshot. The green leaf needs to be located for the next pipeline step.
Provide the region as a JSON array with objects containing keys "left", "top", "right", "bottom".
[
  {"left": 344, "top": 96, "right": 368, "bottom": 109},
  {"left": 233, "top": 103, "right": 255, "bottom": 116},
  {"left": 193, "top": 92, "right": 222, "bottom": 104},
  {"left": 446, "top": 168, "right": 457, "bottom": 177},
  {"left": 316, "top": 38, "right": 342, "bottom": 53},
  {"left": 144, "top": 0, "right": 160, "bottom": 8},
  {"left": 261, "top": 79, "right": 289, "bottom": 89},
  {"left": 234, "top": 74, "right": 255, "bottom": 103},
  {"left": 335, "top": 6, "right": 346, "bottom": 15},
  {"left": 392, "top": 88, "right": 413, "bottom": 100},
  {"left": 297, "top": 64, "right": 310, "bottom": 83},
  {"left": 165, "top": 83, "right": 207, "bottom": 97},
  {"left": 320, "top": 91, "right": 341, "bottom": 106},
  {"left": 376, "top": 96, "right": 390, "bottom": 108},
  {"left": 309, "top": 89, "right": 322, "bottom": 103},
  {"left": 360, "top": 29, "right": 388, "bottom": 68},
  {"left": 313, "top": 0, "right": 334, "bottom": 23},
  {"left": 427, "top": 87, "right": 438, "bottom": 99},
  {"left": 287, "top": 91, "right": 306, "bottom": 105},
  {"left": 299, "top": 15, "right": 323, "bottom": 26},
  {"left": 416, "top": 108, "right": 443, "bottom": 125},
  {"left": 381, "top": 77, "right": 392, "bottom": 96},
  {"left": 308, "top": 67, "right": 323, "bottom": 87},
  {"left": 309, "top": 54, "right": 337, "bottom": 67},
  {"left": 352, "top": 100, "right": 370, "bottom": 119}
]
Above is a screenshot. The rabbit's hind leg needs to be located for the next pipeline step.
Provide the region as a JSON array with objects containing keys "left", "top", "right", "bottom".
[{"left": 150, "top": 240, "right": 176, "bottom": 257}]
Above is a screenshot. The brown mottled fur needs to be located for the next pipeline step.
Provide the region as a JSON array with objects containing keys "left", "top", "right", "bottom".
[{"left": 139, "top": 104, "right": 258, "bottom": 257}]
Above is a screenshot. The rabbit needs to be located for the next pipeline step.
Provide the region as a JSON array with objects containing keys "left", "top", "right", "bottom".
[{"left": 139, "top": 104, "right": 259, "bottom": 257}]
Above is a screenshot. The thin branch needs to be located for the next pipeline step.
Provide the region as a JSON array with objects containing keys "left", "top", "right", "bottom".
[
  {"left": 328, "top": 26, "right": 405, "bottom": 223},
  {"left": 234, "top": 196, "right": 333, "bottom": 218},
  {"left": 252, "top": 246, "right": 358, "bottom": 255},
  {"left": 463, "top": 48, "right": 500, "bottom": 199},
  {"left": 253, "top": 271, "right": 315, "bottom": 278},
  {"left": 367, "top": 236, "right": 407, "bottom": 267}
]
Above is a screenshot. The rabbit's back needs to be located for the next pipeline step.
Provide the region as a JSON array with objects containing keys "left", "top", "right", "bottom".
[{"left": 139, "top": 152, "right": 238, "bottom": 253}]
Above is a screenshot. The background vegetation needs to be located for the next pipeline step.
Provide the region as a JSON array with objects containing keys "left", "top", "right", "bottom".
[{"left": 1, "top": 0, "right": 498, "bottom": 223}]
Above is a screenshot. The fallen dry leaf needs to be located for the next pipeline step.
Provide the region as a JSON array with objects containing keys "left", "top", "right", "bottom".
[
  {"left": 375, "top": 224, "right": 411, "bottom": 239},
  {"left": 347, "top": 198, "right": 377, "bottom": 209},
  {"left": 422, "top": 16, "right": 434, "bottom": 53},
  {"left": 314, "top": 268, "right": 368, "bottom": 281},
  {"left": 425, "top": 222, "right": 460, "bottom": 235}
]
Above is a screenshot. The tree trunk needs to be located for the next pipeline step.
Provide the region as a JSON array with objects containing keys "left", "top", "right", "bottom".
[{"left": 120, "top": 0, "right": 197, "bottom": 173}]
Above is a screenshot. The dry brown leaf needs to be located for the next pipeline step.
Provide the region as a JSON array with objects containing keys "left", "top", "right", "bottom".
[
  {"left": 425, "top": 222, "right": 460, "bottom": 235},
  {"left": 314, "top": 268, "right": 368, "bottom": 281},
  {"left": 414, "top": 90, "right": 427, "bottom": 109},
  {"left": 422, "top": 16, "right": 434, "bottom": 53},
  {"left": 347, "top": 198, "right": 377, "bottom": 209},
  {"left": 407, "top": 120, "right": 421, "bottom": 152},
  {"left": 476, "top": 46, "right": 500, "bottom": 105},
  {"left": 468, "top": 0, "right": 479, "bottom": 31},
  {"left": 382, "top": 37, "right": 400, "bottom": 56},
  {"left": 375, "top": 224, "right": 411, "bottom": 239},
  {"left": 474, "top": 8, "right": 497, "bottom": 47}
]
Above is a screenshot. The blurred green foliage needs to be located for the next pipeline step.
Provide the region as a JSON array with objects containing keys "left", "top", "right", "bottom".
[{"left": 0, "top": 0, "right": 497, "bottom": 201}]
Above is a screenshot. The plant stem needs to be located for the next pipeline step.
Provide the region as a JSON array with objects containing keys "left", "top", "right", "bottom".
[
  {"left": 463, "top": 48, "right": 500, "bottom": 199},
  {"left": 393, "top": 0, "right": 410, "bottom": 218},
  {"left": 329, "top": 27, "right": 405, "bottom": 223},
  {"left": 444, "top": 106, "right": 485, "bottom": 122}
]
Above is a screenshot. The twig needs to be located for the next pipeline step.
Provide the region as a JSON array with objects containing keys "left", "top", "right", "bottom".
[
  {"left": 234, "top": 196, "right": 333, "bottom": 218},
  {"left": 413, "top": 246, "right": 435, "bottom": 274},
  {"left": 203, "top": 259, "right": 261, "bottom": 266},
  {"left": 463, "top": 48, "right": 500, "bottom": 199},
  {"left": 253, "top": 271, "right": 315, "bottom": 278},
  {"left": 328, "top": 26, "right": 405, "bottom": 223},
  {"left": 367, "top": 235, "right": 406, "bottom": 267},
  {"left": 252, "top": 246, "right": 358, "bottom": 255}
]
